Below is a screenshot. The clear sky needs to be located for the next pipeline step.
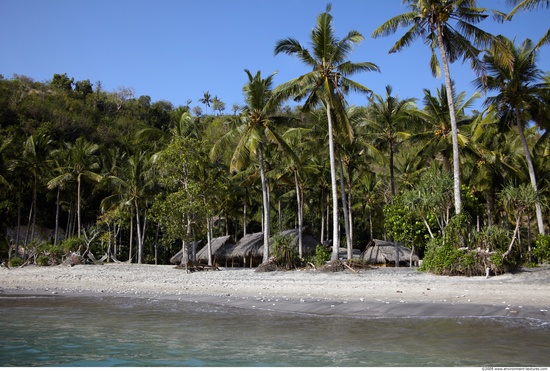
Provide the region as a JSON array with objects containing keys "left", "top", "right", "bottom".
[{"left": 1, "top": 0, "right": 549, "bottom": 113}]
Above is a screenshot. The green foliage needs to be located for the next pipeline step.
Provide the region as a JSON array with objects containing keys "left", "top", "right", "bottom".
[
  {"left": 420, "top": 238, "right": 462, "bottom": 274},
  {"left": 534, "top": 235, "right": 550, "bottom": 264},
  {"left": 309, "top": 244, "right": 331, "bottom": 268},
  {"left": 59, "top": 237, "right": 85, "bottom": 253},
  {"left": 270, "top": 234, "right": 300, "bottom": 270},
  {"left": 9, "top": 257, "right": 23, "bottom": 267}
]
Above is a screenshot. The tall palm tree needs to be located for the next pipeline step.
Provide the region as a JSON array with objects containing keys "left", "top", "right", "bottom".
[
  {"left": 365, "top": 85, "right": 416, "bottom": 196},
  {"left": 48, "top": 137, "right": 102, "bottom": 238},
  {"left": 274, "top": 4, "right": 380, "bottom": 260},
  {"left": 199, "top": 91, "right": 213, "bottom": 116},
  {"left": 372, "top": 0, "right": 501, "bottom": 215},
  {"left": 211, "top": 69, "right": 292, "bottom": 262},
  {"left": 474, "top": 36, "right": 548, "bottom": 235}
]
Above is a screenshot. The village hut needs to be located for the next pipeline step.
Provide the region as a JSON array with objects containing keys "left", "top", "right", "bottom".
[
  {"left": 361, "top": 239, "right": 419, "bottom": 267},
  {"left": 225, "top": 228, "right": 320, "bottom": 268},
  {"left": 169, "top": 241, "right": 202, "bottom": 265},
  {"left": 195, "top": 235, "right": 235, "bottom": 266}
]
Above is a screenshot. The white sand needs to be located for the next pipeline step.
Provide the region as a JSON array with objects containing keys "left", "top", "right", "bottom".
[{"left": 1, "top": 264, "right": 549, "bottom": 319}]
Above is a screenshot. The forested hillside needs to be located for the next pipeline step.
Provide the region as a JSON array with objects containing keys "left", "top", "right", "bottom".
[{"left": 1, "top": 1, "right": 549, "bottom": 274}]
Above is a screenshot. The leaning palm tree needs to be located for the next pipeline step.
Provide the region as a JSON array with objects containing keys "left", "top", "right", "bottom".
[
  {"left": 372, "top": 0, "right": 502, "bottom": 215},
  {"left": 210, "top": 69, "right": 293, "bottom": 262},
  {"left": 473, "top": 36, "right": 548, "bottom": 235},
  {"left": 274, "top": 4, "right": 380, "bottom": 260}
]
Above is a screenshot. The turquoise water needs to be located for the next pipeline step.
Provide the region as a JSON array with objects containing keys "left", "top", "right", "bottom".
[{"left": 1, "top": 294, "right": 549, "bottom": 367}]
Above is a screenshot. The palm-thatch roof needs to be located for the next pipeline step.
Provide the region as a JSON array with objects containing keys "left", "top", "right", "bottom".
[
  {"left": 361, "top": 239, "right": 419, "bottom": 266},
  {"left": 225, "top": 232, "right": 264, "bottom": 259},
  {"left": 195, "top": 235, "right": 235, "bottom": 263},
  {"left": 170, "top": 241, "right": 202, "bottom": 265},
  {"left": 226, "top": 228, "right": 320, "bottom": 260}
]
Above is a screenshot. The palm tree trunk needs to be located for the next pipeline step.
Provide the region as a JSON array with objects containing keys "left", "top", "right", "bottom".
[
  {"left": 326, "top": 101, "right": 340, "bottom": 261},
  {"left": 337, "top": 150, "right": 352, "bottom": 259},
  {"left": 207, "top": 216, "right": 213, "bottom": 266},
  {"left": 134, "top": 199, "right": 143, "bottom": 264},
  {"left": 320, "top": 187, "right": 325, "bottom": 243},
  {"left": 516, "top": 111, "right": 545, "bottom": 235},
  {"left": 77, "top": 174, "right": 82, "bottom": 238},
  {"left": 54, "top": 188, "right": 60, "bottom": 246},
  {"left": 294, "top": 168, "right": 303, "bottom": 259},
  {"left": 437, "top": 27, "right": 462, "bottom": 215},
  {"left": 258, "top": 144, "right": 270, "bottom": 262},
  {"left": 243, "top": 187, "right": 248, "bottom": 236}
]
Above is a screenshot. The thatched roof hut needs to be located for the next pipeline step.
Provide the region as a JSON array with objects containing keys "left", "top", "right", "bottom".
[
  {"left": 170, "top": 241, "right": 202, "bottom": 265},
  {"left": 361, "top": 239, "right": 419, "bottom": 267},
  {"left": 195, "top": 235, "right": 235, "bottom": 264},
  {"left": 225, "top": 228, "right": 320, "bottom": 267}
]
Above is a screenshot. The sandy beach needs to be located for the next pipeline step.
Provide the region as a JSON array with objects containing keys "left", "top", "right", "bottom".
[{"left": 1, "top": 263, "right": 549, "bottom": 320}]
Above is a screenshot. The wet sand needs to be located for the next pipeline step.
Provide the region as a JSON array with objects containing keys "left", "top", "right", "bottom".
[{"left": 1, "top": 264, "right": 549, "bottom": 320}]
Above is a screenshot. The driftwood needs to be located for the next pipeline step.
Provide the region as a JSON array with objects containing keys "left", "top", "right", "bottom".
[{"left": 175, "top": 261, "right": 219, "bottom": 273}]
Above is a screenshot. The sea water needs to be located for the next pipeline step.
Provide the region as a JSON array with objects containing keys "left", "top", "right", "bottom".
[{"left": 0, "top": 294, "right": 549, "bottom": 367}]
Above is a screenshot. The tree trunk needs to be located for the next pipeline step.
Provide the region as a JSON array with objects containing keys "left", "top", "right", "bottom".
[
  {"left": 77, "top": 174, "right": 82, "bottom": 238},
  {"left": 207, "top": 216, "right": 213, "bottom": 266},
  {"left": 320, "top": 187, "right": 325, "bottom": 243},
  {"left": 258, "top": 144, "right": 270, "bottom": 262},
  {"left": 294, "top": 168, "right": 303, "bottom": 259},
  {"left": 437, "top": 26, "right": 462, "bottom": 215},
  {"left": 243, "top": 187, "right": 248, "bottom": 236},
  {"left": 338, "top": 150, "right": 352, "bottom": 259},
  {"left": 326, "top": 101, "right": 340, "bottom": 261},
  {"left": 134, "top": 199, "right": 143, "bottom": 264},
  {"left": 129, "top": 210, "right": 133, "bottom": 263},
  {"left": 516, "top": 111, "right": 545, "bottom": 235},
  {"left": 54, "top": 188, "right": 60, "bottom": 246}
]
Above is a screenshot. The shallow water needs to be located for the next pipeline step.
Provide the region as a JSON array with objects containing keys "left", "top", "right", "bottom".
[{"left": 0, "top": 294, "right": 549, "bottom": 367}]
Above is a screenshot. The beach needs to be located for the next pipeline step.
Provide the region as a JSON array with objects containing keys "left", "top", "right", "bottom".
[{"left": 1, "top": 263, "right": 550, "bottom": 320}]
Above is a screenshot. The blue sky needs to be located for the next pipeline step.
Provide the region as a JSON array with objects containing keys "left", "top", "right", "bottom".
[{"left": 1, "top": 0, "right": 549, "bottom": 113}]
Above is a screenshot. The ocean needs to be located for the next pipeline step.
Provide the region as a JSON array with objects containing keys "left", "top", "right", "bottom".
[{"left": 1, "top": 293, "right": 549, "bottom": 367}]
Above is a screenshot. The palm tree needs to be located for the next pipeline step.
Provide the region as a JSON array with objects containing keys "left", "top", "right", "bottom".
[
  {"left": 211, "top": 69, "right": 292, "bottom": 262},
  {"left": 49, "top": 137, "right": 102, "bottom": 238},
  {"left": 474, "top": 36, "right": 548, "bottom": 235},
  {"left": 506, "top": 0, "right": 550, "bottom": 48},
  {"left": 199, "top": 91, "right": 213, "bottom": 116},
  {"left": 365, "top": 85, "right": 416, "bottom": 196},
  {"left": 274, "top": 4, "right": 380, "bottom": 260},
  {"left": 372, "top": 0, "right": 501, "bottom": 215}
]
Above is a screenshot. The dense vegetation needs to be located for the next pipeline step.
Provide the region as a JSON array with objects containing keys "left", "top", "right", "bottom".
[{"left": 1, "top": 0, "right": 549, "bottom": 275}]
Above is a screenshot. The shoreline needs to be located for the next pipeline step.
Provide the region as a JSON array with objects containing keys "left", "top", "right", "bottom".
[{"left": 1, "top": 264, "right": 549, "bottom": 321}]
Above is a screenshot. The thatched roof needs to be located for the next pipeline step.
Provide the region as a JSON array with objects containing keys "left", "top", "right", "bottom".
[
  {"left": 170, "top": 241, "right": 202, "bottom": 265},
  {"left": 225, "top": 232, "right": 264, "bottom": 259},
  {"left": 226, "top": 228, "right": 320, "bottom": 259},
  {"left": 361, "top": 239, "right": 419, "bottom": 265},
  {"left": 195, "top": 235, "right": 235, "bottom": 262}
]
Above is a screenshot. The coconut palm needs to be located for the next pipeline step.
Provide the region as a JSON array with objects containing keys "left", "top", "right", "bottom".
[
  {"left": 474, "top": 36, "right": 548, "bottom": 235},
  {"left": 372, "top": 0, "right": 502, "bottom": 215},
  {"left": 365, "top": 85, "right": 416, "bottom": 196},
  {"left": 48, "top": 137, "right": 102, "bottom": 238},
  {"left": 210, "top": 69, "right": 293, "bottom": 262},
  {"left": 274, "top": 4, "right": 380, "bottom": 260}
]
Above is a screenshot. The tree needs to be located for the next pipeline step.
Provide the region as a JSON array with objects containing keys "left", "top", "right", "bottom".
[
  {"left": 48, "top": 137, "right": 102, "bottom": 238},
  {"left": 365, "top": 85, "right": 415, "bottom": 196},
  {"left": 274, "top": 4, "right": 380, "bottom": 260},
  {"left": 211, "top": 69, "right": 293, "bottom": 262},
  {"left": 372, "top": 0, "right": 502, "bottom": 215},
  {"left": 474, "top": 36, "right": 548, "bottom": 235},
  {"left": 506, "top": 0, "right": 550, "bottom": 48},
  {"left": 199, "top": 91, "right": 213, "bottom": 115}
]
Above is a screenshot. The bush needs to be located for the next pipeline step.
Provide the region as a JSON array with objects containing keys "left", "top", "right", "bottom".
[
  {"left": 270, "top": 234, "right": 301, "bottom": 270},
  {"left": 9, "top": 257, "right": 24, "bottom": 267},
  {"left": 309, "top": 244, "right": 331, "bottom": 268},
  {"left": 533, "top": 235, "right": 550, "bottom": 264}
]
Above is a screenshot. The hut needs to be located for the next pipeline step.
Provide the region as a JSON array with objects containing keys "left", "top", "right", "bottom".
[
  {"left": 361, "top": 239, "right": 419, "bottom": 267},
  {"left": 195, "top": 235, "right": 235, "bottom": 266},
  {"left": 170, "top": 241, "right": 202, "bottom": 265},
  {"left": 225, "top": 228, "right": 320, "bottom": 268}
]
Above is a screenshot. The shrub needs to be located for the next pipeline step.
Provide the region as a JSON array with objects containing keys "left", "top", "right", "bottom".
[
  {"left": 270, "top": 234, "right": 301, "bottom": 270},
  {"left": 310, "top": 244, "right": 331, "bottom": 268},
  {"left": 533, "top": 235, "right": 550, "bottom": 264},
  {"left": 9, "top": 257, "right": 24, "bottom": 267}
]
